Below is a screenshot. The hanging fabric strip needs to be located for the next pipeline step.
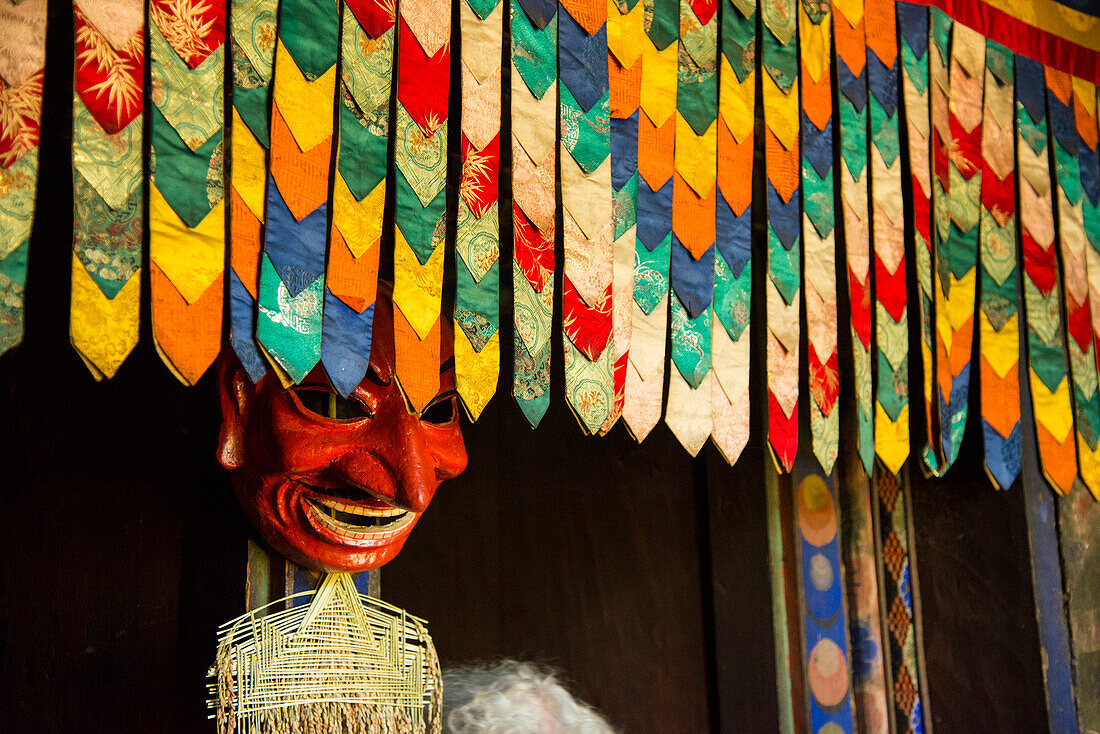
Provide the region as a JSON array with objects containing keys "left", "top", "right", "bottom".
[
  {"left": 1016, "top": 55, "right": 1076, "bottom": 494},
  {"left": 391, "top": 0, "right": 450, "bottom": 411},
  {"left": 791, "top": 451, "right": 856, "bottom": 733},
  {"left": 800, "top": 0, "right": 837, "bottom": 473},
  {"left": 510, "top": 0, "right": 556, "bottom": 427},
  {"left": 711, "top": 0, "right": 755, "bottom": 464},
  {"left": 867, "top": 0, "right": 907, "bottom": 475},
  {"left": 876, "top": 468, "right": 930, "bottom": 734},
  {"left": 0, "top": 0, "right": 46, "bottom": 357},
  {"left": 69, "top": 0, "right": 144, "bottom": 380},
  {"left": 1049, "top": 67, "right": 1100, "bottom": 497},
  {"left": 978, "top": 41, "right": 1020, "bottom": 489},
  {"left": 558, "top": 0, "right": 615, "bottom": 435},
  {"left": 898, "top": 2, "right": 938, "bottom": 479},
  {"left": 320, "top": 0, "right": 395, "bottom": 397},
  {"left": 256, "top": 0, "right": 339, "bottom": 386},
  {"left": 1081, "top": 77, "right": 1100, "bottom": 501},
  {"left": 601, "top": 0, "right": 644, "bottom": 436},
  {"left": 763, "top": 0, "right": 800, "bottom": 472},
  {"left": 924, "top": 7, "right": 952, "bottom": 474},
  {"left": 835, "top": 0, "right": 873, "bottom": 473},
  {"left": 929, "top": 15, "right": 983, "bottom": 474},
  {"left": 148, "top": 0, "right": 226, "bottom": 385},
  {"left": 665, "top": 0, "right": 717, "bottom": 455},
  {"left": 228, "top": 0, "right": 277, "bottom": 385},
  {"left": 622, "top": 0, "right": 677, "bottom": 441},
  {"left": 455, "top": 0, "right": 503, "bottom": 419}
]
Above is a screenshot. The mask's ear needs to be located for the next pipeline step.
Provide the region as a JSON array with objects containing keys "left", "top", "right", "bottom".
[{"left": 216, "top": 353, "right": 254, "bottom": 470}]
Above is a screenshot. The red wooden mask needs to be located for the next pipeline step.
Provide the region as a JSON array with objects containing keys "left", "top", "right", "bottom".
[{"left": 216, "top": 297, "right": 467, "bottom": 573}]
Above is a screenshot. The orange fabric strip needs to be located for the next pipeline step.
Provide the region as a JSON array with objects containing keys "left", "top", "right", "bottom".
[
  {"left": 834, "top": 10, "right": 867, "bottom": 78},
  {"left": 948, "top": 316, "right": 975, "bottom": 377},
  {"left": 269, "top": 102, "right": 333, "bottom": 221},
  {"left": 1045, "top": 67, "right": 1072, "bottom": 104},
  {"left": 609, "top": 54, "right": 642, "bottom": 118},
  {"left": 801, "top": 61, "right": 832, "bottom": 132},
  {"left": 1074, "top": 95, "right": 1098, "bottom": 150},
  {"left": 864, "top": 0, "right": 898, "bottom": 66},
  {"left": 980, "top": 356, "right": 1020, "bottom": 436},
  {"left": 673, "top": 171, "right": 717, "bottom": 259},
  {"left": 1036, "top": 419, "right": 1077, "bottom": 494},
  {"left": 230, "top": 189, "right": 262, "bottom": 300},
  {"left": 638, "top": 109, "right": 676, "bottom": 189},
  {"left": 717, "top": 120, "right": 753, "bottom": 216},
  {"left": 327, "top": 227, "right": 380, "bottom": 313},
  {"left": 150, "top": 262, "right": 223, "bottom": 385},
  {"left": 560, "top": 0, "right": 607, "bottom": 35},
  {"left": 394, "top": 303, "right": 441, "bottom": 413},
  {"left": 765, "top": 128, "right": 800, "bottom": 204}
]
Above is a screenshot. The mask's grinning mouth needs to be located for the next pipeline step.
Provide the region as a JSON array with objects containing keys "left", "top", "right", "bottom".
[
  {"left": 302, "top": 496, "right": 415, "bottom": 542},
  {"left": 307, "top": 498, "right": 405, "bottom": 527}
]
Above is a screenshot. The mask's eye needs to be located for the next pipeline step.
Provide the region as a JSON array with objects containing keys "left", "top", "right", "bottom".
[
  {"left": 364, "top": 366, "right": 391, "bottom": 387},
  {"left": 419, "top": 393, "right": 457, "bottom": 425},
  {"left": 292, "top": 387, "right": 373, "bottom": 420}
]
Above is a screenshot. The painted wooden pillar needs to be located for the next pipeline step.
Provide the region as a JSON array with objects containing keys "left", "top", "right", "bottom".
[{"left": 876, "top": 466, "right": 932, "bottom": 734}]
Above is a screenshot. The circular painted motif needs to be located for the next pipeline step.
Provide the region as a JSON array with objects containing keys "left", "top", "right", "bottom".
[
  {"left": 797, "top": 474, "right": 837, "bottom": 547},
  {"left": 817, "top": 724, "right": 845, "bottom": 734},
  {"left": 810, "top": 553, "right": 834, "bottom": 591},
  {"left": 808, "top": 638, "right": 849, "bottom": 708}
]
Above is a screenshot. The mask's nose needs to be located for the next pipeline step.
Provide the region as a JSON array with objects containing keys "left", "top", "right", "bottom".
[{"left": 328, "top": 389, "right": 467, "bottom": 513}]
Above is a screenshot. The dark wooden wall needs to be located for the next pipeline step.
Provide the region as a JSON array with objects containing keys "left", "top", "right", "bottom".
[{"left": 0, "top": 3, "right": 1057, "bottom": 732}]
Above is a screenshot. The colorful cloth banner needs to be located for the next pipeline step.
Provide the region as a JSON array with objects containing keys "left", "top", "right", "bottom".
[
  {"left": 511, "top": 0, "right": 557, "bottom": 427},
  {"left": 899, "top": 2, "right": 938, "bottom": 478},
  {"left": 256, "top": 0, "right": 338, "bottom": 386},
  {"left": 763, "top": 0, "right": 801, "bottom": 471},
  {"left": 802, "top": 0, "right": 837, "bottom": 473},
  {"left": 868, "top": 0, "right": 908, "bottom": 475},
  {"left": 320, "top": 0, "right": 394, "bottom": 396},
  {"left": 0, "top": 0, "right": 46, "bottom": 357},
  {"left": 1049, "top": 68, "right": 1100, "bottom": 497},
  {"left": 977, "top": 41, "right": 1020, "bottom": 489},
  {"left": 710, "top": 0, "right": 754, "bottom": 464},
  {"left": 1018, "top": 55, "right": 1077, "bottom": 494},
  {"left": 622, "top": 0, "right": 677, "bottom": 442},
  {"left": 455, "top": 0, "right": 503, "bottom": 419},
  {"left": 228, "top": 0, "right": 277, "bottom": 384},
  {"left": 559, "top": 0, "right": 615, "bottom": 435},
  {"left": 69, "top": 0, "right": 144, "bottom": 380},
  {"left": 602, "top": 0, "right": 644, "bottom": 436},
  {"left": 392, "top": 0, "right": 451, "bottom": 411},
  {"left": 665, "top": 0, "right": 718, "bottom": 455},
  {"left": 148, "top": 0, "right": 227, "bottom": 386},
  {"left": 837, "top": 0, "right": 873, "bottom": 473}
]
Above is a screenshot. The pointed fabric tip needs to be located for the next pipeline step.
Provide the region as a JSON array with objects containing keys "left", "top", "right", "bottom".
[
  {"left": 393, "top": 303, "right": 441, "bottom": 414},
  {"left": 982, "top": 419, "right": 1021, "bottom": 490},
  {"left": 858, "top": 405, "right": 875, "bottom": 473},
  {"left": 670, "top": 241, "right": 716, "bottom": 318},
  {"left": 768, "top": 390, "right": 797, "bottom": 472},
  {"left": 150, "top": 262, "right": 222, "bottom": 385},
  {"left": 256, "top": 255, "right": 323, "bottom": 384},
  {"left": 229, "top": 270, "right": 269, "bottom": 384},
  {"left": 264, "top": 179, "right": 329, "bottom": 297},
  {"left": 666, "top": 371, "right": 712, "bottom": 456},
  {"left": 456, "top": 329, "right": 499, "bottom": 421},
  {"left": 321, "top": 294, "right": 375, "bottom": 397}
]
